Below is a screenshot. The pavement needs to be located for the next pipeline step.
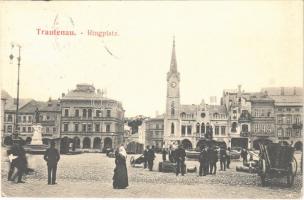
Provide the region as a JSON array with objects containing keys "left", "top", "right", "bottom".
[{"left": 1, "top": 148, "right": 303, "bottom": 198}]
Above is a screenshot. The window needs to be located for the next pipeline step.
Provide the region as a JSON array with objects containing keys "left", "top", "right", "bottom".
[
  {"left": 278, "top": 108, "right": 283, "bottom": 112},
  {"left": 278, "top": 128, "right": 283, "bottom": 137},
  {"left": 106, "top": 124, "right": 111, "bottom": 132},
  {"left": 82, "top": 124, "right": 87, "bottom": 132},
  {"left": 95, "top": 124, "right": 100, "bottom": 132},
  {"left": 231, "top": 122, "right": 237, "bottom": 133},
  {"left": 28, "top": 127, "right": 31, "bottom": 132},
  {"left": 64, "top": 124, "right": 68, "bottom": 132},
  {"left": 286, "top": 128, "right": 292, "bottom": 137},
  {"left": 96, "top": 110, "right": 101, "bottom": 117},
  {"left": 287, "top": 108, "right": 291, "bottom": 112},
  {"left": 8, "top": 114, "right": 12, "bottom": 122},
  {"left": 286, "top": 116, "right": 292, "bottom": 124},
  {"left": 107, "top": 110, "right": 111, "bottom": 117},
  {"left": 83, "top": 109, "right": 87, "bottom": 118},
  {"left": 64, "top": 109, "right": 69, "bottom": 117},
  {"left": 88, "top": 109, "right": 92, "bottom": 118},
  {"left": 277, "top": 116, "right": 283, "bottom": 124},
  {"left": 181, "top": 125, "right": 186, "bottom": 136},
  {"left": 23, "top": 116, "right": 26, "bottom": 123},
  {"left": 201, "top": 123, "right": 205, "bottom": 133},
  {"left": 201, "top": 113, "right": 206, "bottom": 118},
  {"left": 187, "top": 126, "right": 192, "bottom": 135},
  {"left": 8, "top": 125, "right": 12, "bottom": 133},
  {"left": 22, "top": 127, "right": 26, "bottom": 132},
  {"left": 28, "top": 116, "right": 32, "bottom": 122},
  {"left": 75, "top": 124, "right": 79, "bottom": 132},
  {"left": 196, "top": 123, "right": 200, "bottom": 133},
  {"left": 156, "top": 124, "right": 159, "bottom": 129},
  {"left": 18, "top": 116, "right": 21, "bottom": 123},
  {"left": 215, "top": 126, "right": 219, "bottom": 135},
  {"left": 171, "top": 123, "right": 174, "bottom": 134},
  {"left": 241, "top": 124, "right": 248, "bottom": 132},
  {"left": 46, "top": 127, "right": 49, "bottom": 133},
  {"left": 221, "top": 126, "right": 226, "bottom": 135},
  {"left": 75, "top": 109, "right": 79, "bottom": 117},
  {"left": 171, "top": 102, "right": 175, "bottom": 116},
  {"left": 295, "top": 108, "right": 300, "bottom": 112},
  {"left": 53, "top": 127, "right": 56, "bottom": 133},
  {"left": 88, "top": 124, "right": 92, "bottom": 132}
]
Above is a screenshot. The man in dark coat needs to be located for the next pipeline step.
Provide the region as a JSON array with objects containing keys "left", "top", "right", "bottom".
[
  {"left": 209, "top": 146, "right": 218, "bottom": 175},
  {"left": 219, "top": 146, "right": 227, "bottom": 171},
  {"left": 207, "top": 145, "right": 212, "bottom": 174},
  {"left": 15, "top": 144, "right": 27, "bottom": 183},
  {"left": 147, "top": 146, "right": 155, "bottom": 171},
  {"left": 175, "top": 144, "right": 186, "bottom": 176},
  {"left": 162, "top": 148, "right": 167, "bottom": 161},
  {"left": 241, "top": 148, "right": 248, "bottom": 165},
  {"left": 199, "top": 146, "right": 209, "bottom": 176},
  {"left": 143, "top": 145, "right": 149, "bottom": 169},
  {"left": 7, "top": 143, "right": 19, "bottom": 181},
  {"left": 226, "top": 147, "right": 231, "bottom": 169},
  {"left": 44, "top": 141, "right": 60, "bottom": 185}
]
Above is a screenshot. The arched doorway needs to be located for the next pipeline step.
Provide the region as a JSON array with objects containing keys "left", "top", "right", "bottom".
[
  {"left": 93, "top": 137, "right": 101, "bottom": 149},
  {"left": 60, "top": 137, "right": 70, "bottom": 153},
  {"left": 4, "top": 136, "right": 13, "bottom": 146},
  {"left": 294, "top": 141, "right": 303, "bottom": 151},
  {"left": 73, "top": 137, "right": 80, "bottom": 149},
  {"left": 104, "top": 137, "right": 112, "bottom": 149},
  {"left": 181, "top": 139, "right": 192, "bottom": 150},
  {"left": 26, "top": 137, "right": 32, "bottom": 144},
  {"left": 252, "top": 139, "right": 272, "bottom": 150},
  {"left": 83, "top": 137, "right": 91, "bottom": 149}
]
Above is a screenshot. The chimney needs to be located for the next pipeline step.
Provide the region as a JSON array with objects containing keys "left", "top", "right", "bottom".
[{"left": 237, "top": 85, "right": 242, "bottom": 97}]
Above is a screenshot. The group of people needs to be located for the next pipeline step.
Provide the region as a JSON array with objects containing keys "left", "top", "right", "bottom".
[
  {"left": 7, "top": 140, "right": 60, "bottom": 185},
  {"left": 198, "top": 145, "right": 232, "bottom": 176}
]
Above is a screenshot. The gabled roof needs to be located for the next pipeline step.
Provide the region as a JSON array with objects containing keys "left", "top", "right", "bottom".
[
  {"left": 180, "top": 104, "right": 198, "bottom": 113},
  {"left": 269, "top": 95, "right": 303, "bottom": 106},
  {"left": 207, "top": 105, "right": 227, "bottom": 114},
  {"left": 4, "top": 98, "right": 34, "bottom": 111}
]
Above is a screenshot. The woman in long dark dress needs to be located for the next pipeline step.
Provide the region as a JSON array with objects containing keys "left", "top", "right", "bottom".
[{"left": 113, "top": 145, "right": 129, "bottom": 189}]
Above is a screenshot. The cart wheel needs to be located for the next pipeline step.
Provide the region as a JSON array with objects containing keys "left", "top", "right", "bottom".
[{"left": 130, "top": 156, "right": 135, "bottom": 166}]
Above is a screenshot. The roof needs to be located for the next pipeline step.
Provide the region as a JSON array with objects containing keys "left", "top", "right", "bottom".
[
  {"left": 207, "top": 105, "right": 227, "bottom": 114},
  {"left": 180, "top": 104, "right": 198, "bottom": 113},
  {"left": 269, "top": 95, "right": 303, "bottom": 106},
  {"left": 62, "top": 84, "right": 114, "bottom": 101},
  {"left": 261, "top": 87, "right": 303, "bottom": 96},
  {"left": 4, "top": 98, "right": 33, "bottom": 111},
  {"left": 5, "top": 99, "right": 61, "bottom": 113}
]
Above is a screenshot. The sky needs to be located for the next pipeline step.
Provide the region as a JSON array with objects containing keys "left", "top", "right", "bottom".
[{"left": 0, "top": 1, "right": 303, "bottom": 117}]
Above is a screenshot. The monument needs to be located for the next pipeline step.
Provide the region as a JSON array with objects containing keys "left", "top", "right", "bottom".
[{"left": 24, "top": 108, "right": 49, "bottom": 154}]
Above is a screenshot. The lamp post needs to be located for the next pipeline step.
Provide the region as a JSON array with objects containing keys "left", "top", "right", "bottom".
[{"left": 9, "top": 43, "right": 22, "bottom": 142}]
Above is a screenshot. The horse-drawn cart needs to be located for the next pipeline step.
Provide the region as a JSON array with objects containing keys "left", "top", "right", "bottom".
[{"left": 258, "top": 143, "right": 297, "bottom": 187}]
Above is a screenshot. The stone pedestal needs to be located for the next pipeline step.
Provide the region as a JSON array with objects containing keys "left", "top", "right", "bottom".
[{"left": 31, "top": 124, "right": 43, "bottom": 145}]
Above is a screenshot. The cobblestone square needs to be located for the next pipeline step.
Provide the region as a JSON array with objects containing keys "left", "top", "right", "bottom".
[{"left": 1, "top": 149, "right": 302, "bottom": 198}]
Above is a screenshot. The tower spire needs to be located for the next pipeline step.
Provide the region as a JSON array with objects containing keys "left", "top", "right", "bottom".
[{"left": 170, "top": 37, "right": 177, "bottom": 73}]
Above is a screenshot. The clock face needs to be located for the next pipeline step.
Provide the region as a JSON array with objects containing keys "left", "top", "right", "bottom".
[{"left": 170, "top": 82, "right": 176, "bottom": 88}]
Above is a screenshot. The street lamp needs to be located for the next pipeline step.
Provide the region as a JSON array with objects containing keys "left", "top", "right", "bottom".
[{"left": 9, "top": 43, "right": 22, "bottom": 142}]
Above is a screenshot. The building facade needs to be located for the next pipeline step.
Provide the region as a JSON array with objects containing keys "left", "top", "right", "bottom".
[
  {"left": 60, "top": 84, "right": 124, "bottom": 152},
  {"left": 3, "top": 98, "right": 61, "bottom": 145},
  {"left": 144, "top": 117, "right": 164, "bottom": 151}
]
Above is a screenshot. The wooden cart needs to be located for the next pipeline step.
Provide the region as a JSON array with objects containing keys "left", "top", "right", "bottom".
[{"left": 258, "top": 143, "right": 297, "bottom": 187}]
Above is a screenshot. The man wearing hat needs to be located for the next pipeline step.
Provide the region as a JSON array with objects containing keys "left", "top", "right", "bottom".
[
  {"left": 44, "top": 141, "right": 60, "bottom": 185},
  {"left": 199, "top": 145, "right": 209, "bottom": 176},
  {"left": 175, "top": 144, "right": 186, "bottom": 176}
]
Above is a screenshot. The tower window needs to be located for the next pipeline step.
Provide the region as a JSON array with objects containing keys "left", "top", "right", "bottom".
[{"left": 171, "top": 123, "right": 174, "bottom": 134}]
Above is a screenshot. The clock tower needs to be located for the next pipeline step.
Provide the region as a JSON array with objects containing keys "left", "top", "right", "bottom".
[{"left": 164, "top": 38, "right": 181, "bottom": 146}]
